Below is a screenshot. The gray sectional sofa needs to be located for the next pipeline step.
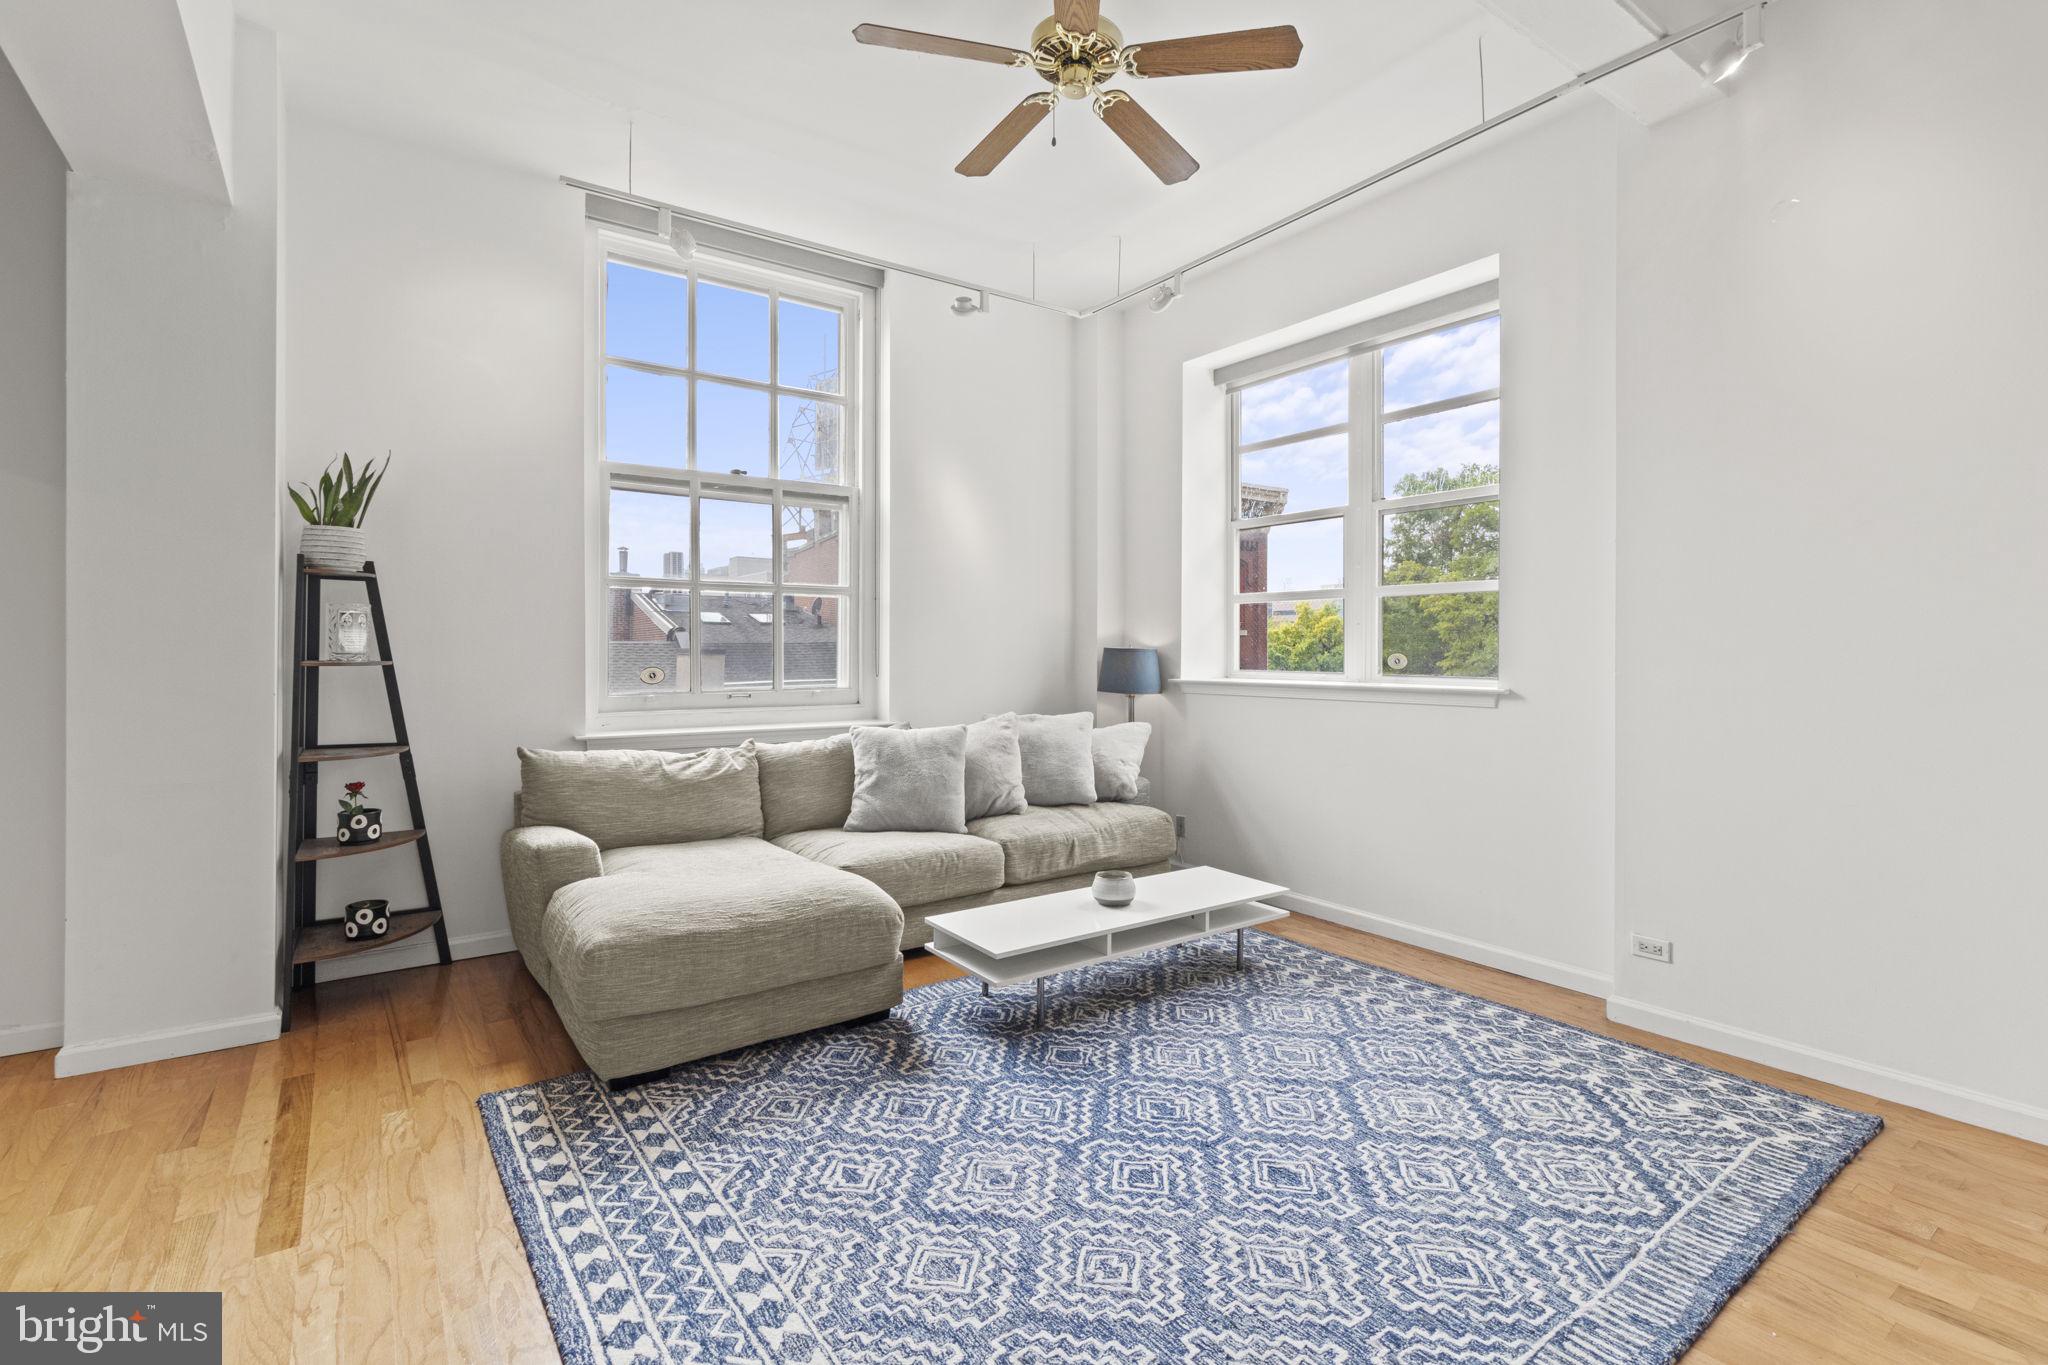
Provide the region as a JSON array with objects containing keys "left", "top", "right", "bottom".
[{"left": 499, "top": 731, "right": 1173, "bottom": 1084}]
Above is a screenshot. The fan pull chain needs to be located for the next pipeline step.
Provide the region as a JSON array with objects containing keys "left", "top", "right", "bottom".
[{"left": 1050, "top": 102, "right": 1058, "bottom": 147}]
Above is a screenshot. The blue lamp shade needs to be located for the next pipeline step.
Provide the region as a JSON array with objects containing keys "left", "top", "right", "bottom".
[{"left": 1097, "top": 646, "right": 1163, "bottom": 696}]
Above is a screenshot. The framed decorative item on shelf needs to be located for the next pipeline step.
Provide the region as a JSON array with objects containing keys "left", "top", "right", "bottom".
[{"left": 326, "top": 604, "right": 372, "bottom": 662}]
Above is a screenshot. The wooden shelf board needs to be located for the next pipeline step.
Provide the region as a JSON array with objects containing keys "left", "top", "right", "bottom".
[
  {"left": 298, "top": 744, "right": 408, "bottom": 763},
  {"left": 298, "top": 660, "right": 394, "bottom": 668},
  {"left": 293, "top": 908, "right": 441, "bottom": 965},
  {"left": 295, "top": 827, "right": 425, "bottom": 863},
  {"left": 303, "top": 566, "right": 376, "bottom": 579}
]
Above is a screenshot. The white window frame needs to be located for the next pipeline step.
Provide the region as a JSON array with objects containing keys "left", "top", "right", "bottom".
[
  {"left": 1225, "top": 297, "right": 1500, "bottom": 685},
  {"left": 584, "top": 228, "right": 879, "bottom": 730}
]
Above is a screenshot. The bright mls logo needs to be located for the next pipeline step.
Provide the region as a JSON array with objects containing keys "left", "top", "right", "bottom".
[{"left": 3, "top": 1294, "right": 221, "bottom": 1362}]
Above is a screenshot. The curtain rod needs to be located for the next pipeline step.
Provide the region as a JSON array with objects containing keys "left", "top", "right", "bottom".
[{"left": 564, "top": 0, "right": 1772, "bottom": 319}]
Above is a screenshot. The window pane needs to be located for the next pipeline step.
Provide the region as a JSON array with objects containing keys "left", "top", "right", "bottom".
[
  {"left": 603, "top": 365, "right": 687, "bottom": 467},
  {"left": 1239, "top": 600, "right": 1344, "bottom": 674},
  {"left": 700, "top": 497, "right": 772, "bottom": 583},
  {"left": 1382, "top": 591, "right": 1499, "bottom": 678},
  {"left": 697, "top": 281, "right": 770, "bottom": 382},
  {"left": 698, "top": 591, "right": 772, "bottom": 689},
  {"left": 778, "top": 395, "right": 846, "bottom": 484},
  {"left": 604, "top": 262, "right": 687, "bottom": 368},
  {"left": 1240, "top": 433, "right": 1346, "bottom": 517},
  {"left": 1382, "top": 501, "right": 1499, "bottom": 585},
  {"left": 784, "top": 594, "right": 848, "bottom": 687},
  {"left": 698, "top": 381, "right": 771, "bottom": 477},
  {"left": 1384, "top": 315, "right": 1499, "bottom": 411},
  {"left": 1383, "top": 400, "right": 1500, "bottom": 499},
  {"left": 1239, "top": 517, "right": 1343, "bottom": 594},
  {"left": 782, "top": 501, "right": 845, "bottom": 584},
  {"left": 1237, "top": 358, "right": 1347, "bottom": 445},
  {"left": 609, "top": 488, "right": 691, "bottom": 580},
  {"left": 607, "top": 587, "right": 690, "bottom": 695},
  {"left": 778, "top": 299, "right": 842, "bottom": 394}
]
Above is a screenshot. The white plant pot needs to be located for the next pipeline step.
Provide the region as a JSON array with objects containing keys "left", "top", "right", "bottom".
[{"left": 300, "top": 524, "right": 367, "bottom": 572}]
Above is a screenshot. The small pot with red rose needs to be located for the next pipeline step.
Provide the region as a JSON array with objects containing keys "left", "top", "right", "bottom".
[{"left": 336, "top": 780, "right": 383, "bottom": 845}]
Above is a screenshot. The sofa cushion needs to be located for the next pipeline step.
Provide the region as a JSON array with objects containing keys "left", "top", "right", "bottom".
[
  {"left": 773, "top": 828, "right": 1005, "bottom": 909},
  {"left": 754, "top": 732, "right": 855, "bottom": 840},
  {"left": 1012, "top": 712, "right": 1098, "bottom": 806},
  {"left": 964, "top": 714, "right": 1028, "bottom": 820},
  {"left": 1091, "top": 721, "right": 1151, "bottom": 802},
  {"left": 517, "top": 745, "right": 762, "bottom": 850},
  {"left": 542, "top": 837, "right": 901, "bottom": 1022},
  {"left": 966, "top": 802, "right": 1176, "bottom": 885},
  {"left": 847, "top": 725, "right": 969, "bottom": 833}
]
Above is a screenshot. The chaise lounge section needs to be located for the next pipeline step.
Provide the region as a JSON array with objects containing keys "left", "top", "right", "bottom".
[{"left": 500, "top": 729, "right": 1172, "bottom": 1082}]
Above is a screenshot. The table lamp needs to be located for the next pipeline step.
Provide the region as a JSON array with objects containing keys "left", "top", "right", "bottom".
[{"left": 1097, "top": 646, "right": 1162, "bottom": 724}]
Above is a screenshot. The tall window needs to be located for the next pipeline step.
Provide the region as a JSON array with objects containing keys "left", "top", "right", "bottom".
[
  {"left": 1229, "top": 306, "right": 1500, "bottom": 681},
  {"left": 593, "top": 241, "right": 867, "bottom": 714}
]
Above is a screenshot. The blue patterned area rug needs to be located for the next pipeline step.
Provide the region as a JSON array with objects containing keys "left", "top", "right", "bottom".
[{"left": 481, "top": 936, "right": 1879, "bottom": 1364}]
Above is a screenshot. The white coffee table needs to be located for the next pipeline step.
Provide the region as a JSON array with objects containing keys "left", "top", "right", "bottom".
[{"left": 924, "top": 866, "right": 1289, "bottom": 1022}]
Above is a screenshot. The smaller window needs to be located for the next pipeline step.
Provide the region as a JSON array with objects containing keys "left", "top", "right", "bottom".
[{"left": 700, "top": 611, "right": 728, "bottom": 624}]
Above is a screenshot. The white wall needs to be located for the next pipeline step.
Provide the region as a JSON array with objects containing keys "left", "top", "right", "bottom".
[
  {"left": 57, "top": 21, "right": 282, "bottom": 1074},
  {"left": 1610, "top": 0, "right": 2048, "bottom": 1133},
  {"left": 282, "top": 116, "right": 1084, "bottom": 981},
  {"left": 1116, "top": 101, "right": 1621, "bottom": 996},
  {"left": 0, "top": 45, "right": 68, "bottom": 1057}
]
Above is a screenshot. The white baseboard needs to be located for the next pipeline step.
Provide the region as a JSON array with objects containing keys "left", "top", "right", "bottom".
[
  {"left": 53, "top": 1009, "right": 281, "bottom": 1078},
  {"left": 0, "top": 1020, "right": 64, "bottom": 1058},
  {"left": 1270, "top": 890, "right": 1614, "bottom": 999},
  {"left": 1607, "top": 997, "right": 2048, "bottom": 1147},
  {"left": 311, "top": 928, "right": 516, "bottom": 985}
]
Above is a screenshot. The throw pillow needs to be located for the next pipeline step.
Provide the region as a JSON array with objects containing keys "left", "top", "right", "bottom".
[
  {"left": 846, "top": 725, "right": 970, "bottom": 833},
  {"left": 1011, "top": 711, "right": 1098, "bottom": 806},
  {"left": 1091, "top": 721, "right": 1151, "bottom": 802},
  {"left": 517, "top": 744, "right": 763, "bottom": 850},
  {"left": 754, "top": 731, "right": 856, "bottom": 839},
  {"left": 964, "top": 714, "right": 1029, "bottom": 820}
]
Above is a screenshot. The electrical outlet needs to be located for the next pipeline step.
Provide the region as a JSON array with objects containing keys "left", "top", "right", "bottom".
[
  {"left": 1631, "top": 934, "right": 1673, "bottom": 964},
  {"left": 1173, "top": 814, "right": 1187, "bottom": 840}
]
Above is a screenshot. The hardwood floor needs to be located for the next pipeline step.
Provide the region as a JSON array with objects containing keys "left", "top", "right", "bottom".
[{"left": 2, "top": 918, "right": 2043, "bottom": 1363}]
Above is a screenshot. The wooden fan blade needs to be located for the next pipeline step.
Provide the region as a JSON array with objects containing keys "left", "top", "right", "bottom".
[
  {"left": 1099, "top": 96, "right": 1199, "bottom": 184},
  {"left": 852, "top": 23, "right": 1024, "bottom": 66},
  {"left": 1056, "top": 0, "right": 1102, "bottom": 34},
  {"left": 1128, "top": 26, "right": 1303, "bottom": 77},
  {"left": 956, "top": 98, "right": 1053, "bottom": 177}
]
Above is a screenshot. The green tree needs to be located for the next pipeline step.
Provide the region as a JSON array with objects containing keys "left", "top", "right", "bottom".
[
  {"left": 1266, "top": 599, "right": 1344, "bottom": 673},
  {"left": 1381, "top": 463, "right": 1500, "bottom": 678}
]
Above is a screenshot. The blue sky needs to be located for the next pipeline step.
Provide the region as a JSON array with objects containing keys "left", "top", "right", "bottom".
[
  {"left": 602, "top": 263, "right": 844, "bottom": 484},
  {"left": 1238, "top": 315, "right": 1499, "bottom": 593}
]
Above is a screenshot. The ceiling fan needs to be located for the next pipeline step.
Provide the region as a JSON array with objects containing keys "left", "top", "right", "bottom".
[{"left": 853, "top": 2, "right": 1302, "bottom": 185}]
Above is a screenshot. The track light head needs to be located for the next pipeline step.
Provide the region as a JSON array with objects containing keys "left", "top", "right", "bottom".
[
  {"left": 1147, "top": 273, "right": 1185, "bottom": 313},
  {"left": 1705, "top": 5, "right": 1763, "bottom": 84},
  {"left": 951, "top": 289, "right": 990, "bottom": 317},
  {"left": 654, "top": 208, "right": 698, "bottom": 262}
]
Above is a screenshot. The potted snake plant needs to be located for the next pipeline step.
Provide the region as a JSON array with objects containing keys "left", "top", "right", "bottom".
[{"left": 289, "top": 453, "right": 388, "bottom": 571}]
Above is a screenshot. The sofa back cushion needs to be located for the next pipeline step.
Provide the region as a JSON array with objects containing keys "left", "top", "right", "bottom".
[
  {"left": 846, "top": 725, "right": 969, "bottom": 833},
  {"left": 517, "top": 745, "right": 763, "bottom": 850},
  {"left": 1091, "top": 721, "right": 1152, "bottom": 802},
  {"left": 1012, "top": 712, "right": 1098, "bottom": 806},
  {"left": 754, "top": 732, "right": 857, "bottom": 839},
  {"left": 964, "top": 714, "right": 1029, "bottom": 821}
]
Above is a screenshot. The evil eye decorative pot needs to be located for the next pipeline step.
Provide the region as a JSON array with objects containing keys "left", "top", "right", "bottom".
[
  {"left": 337, "top": 806, "right": 383, "bottom": 845},
  {"left": 344, "top": 899, "right": 391, "bottom": 941},
  {"left": 1091, "top": 870, "right": 1137, "bottom": 907}
]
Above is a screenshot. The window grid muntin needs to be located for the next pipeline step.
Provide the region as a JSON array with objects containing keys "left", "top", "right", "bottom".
[
  {"left": 598, "top": 248, "right": 861, "bottom": 710},
  {"left": 1228, "top": 309, "right": 1501, "bottom": 683}
]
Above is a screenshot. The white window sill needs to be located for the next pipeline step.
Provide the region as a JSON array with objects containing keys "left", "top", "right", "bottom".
[
  {"left": 577, "top": 717, "right": 887, "bottom": 751},
  {"left": 1173, "top": 676, "right": 1511, "bottom": 709}
]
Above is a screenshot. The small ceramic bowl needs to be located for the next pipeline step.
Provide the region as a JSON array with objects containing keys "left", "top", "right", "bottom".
[{"left": 1091, "top": 870, "right": 1137, "bottom": 907}]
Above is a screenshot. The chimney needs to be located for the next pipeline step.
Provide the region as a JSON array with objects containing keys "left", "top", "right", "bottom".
[{"left": 617, "top": 546, "right": 629, "bottom": 573}]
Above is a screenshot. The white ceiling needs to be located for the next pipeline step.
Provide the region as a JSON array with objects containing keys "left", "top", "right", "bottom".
[{"left": 246, "top": 0, "right": 1684, "bottom": 308}]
